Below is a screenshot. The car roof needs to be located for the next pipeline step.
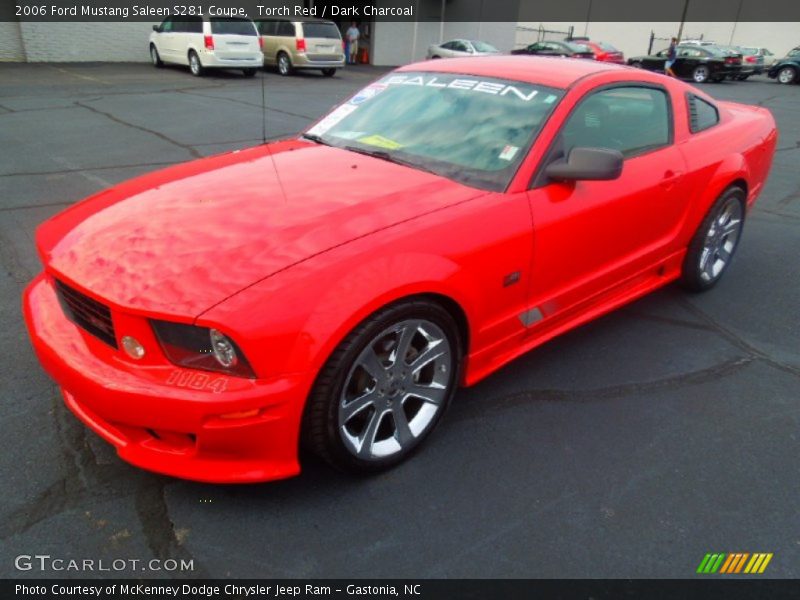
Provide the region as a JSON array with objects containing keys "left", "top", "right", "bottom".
[{"left": 400, "top": 55, "right": 626, "bottom": 89}]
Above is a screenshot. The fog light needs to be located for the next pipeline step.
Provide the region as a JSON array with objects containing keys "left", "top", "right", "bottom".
[
  {"left": 121, "top": 335, "right": 145, "bottom": 359},
  {"left": 210, "top": 328, "right": 238, "bottom": 368}
]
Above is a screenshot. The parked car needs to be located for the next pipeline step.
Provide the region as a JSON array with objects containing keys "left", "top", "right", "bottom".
[
  {"left": 767, "top": 46, "right": 800, "bottom": 84},
  {"left": 24, "top": 56, "right": 777, "bottom": 482},
  {"left": 511, "top": 40, "right": 595, "bottom": 59},
  {"left": 149, "top": 15, "right": 262, "bottom": 77},
  {"left": 566, "top": 37, "right": 624, "bottom": 63},
  {"left": 680, "top": 39, "right": 716, "bottom": 46},
  {"left": 729, "top": 46, "right": 765, "bottom": 80},
  {"left": 426, "top": 39, "right": 500, "bottom": 59},
  {"left": 628, "top": 44, "right": 742, "bottom": 83},
  {"left": 255, "top": 18, "right": 345, "bottom": 77},
  {"left": 738, "top": 46, "right": 776, "bottom": 68}
]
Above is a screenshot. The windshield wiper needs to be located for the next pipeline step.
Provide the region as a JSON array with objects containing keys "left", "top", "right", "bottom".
[
  {"left": 343, "top": 145, "right": 441, "bottom": 177},
  {"left": 301, "top": 133, "right": 330, "bottom": 146}
]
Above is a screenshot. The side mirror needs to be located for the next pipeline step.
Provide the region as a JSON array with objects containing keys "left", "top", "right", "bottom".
[
  {"left": 152, "top": 25, "right": 160, "bottom": 32},
  {"left": 545, "top": 147, "right": 623, "bottom": 182}
]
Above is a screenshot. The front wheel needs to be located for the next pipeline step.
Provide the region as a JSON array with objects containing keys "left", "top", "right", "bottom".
[
  {"left": 188, "top": 51, "right": 204, "bottom": 77},
  {"left": 303, "top": 300, "right": 462, "bottom": 474},
  {"left": 692, "top": 65, "right": 710, "bottom": 83},
  {"left": 321, "top": 68, "right": 336, "bottom": 77},
  {"left": 680, "top": 186, "right": 745, "bottom": 292},
  {"left": 777, "top": 66, "right": 797, "bottom": 84}
]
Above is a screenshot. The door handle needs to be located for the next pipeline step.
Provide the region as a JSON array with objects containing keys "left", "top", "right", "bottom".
[{"left": 660, "top": 170, "right": 683, "bottom": 191}]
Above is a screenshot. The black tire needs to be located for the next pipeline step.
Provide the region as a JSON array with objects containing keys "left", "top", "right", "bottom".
[
  {"left": 150, "top": 44, "right": 163, "bottom": 68},
  {"left": 302, "top": 299, "right": 463, "bottom": 474},
  {"left": 322, "top": 68, "right": 336, "bottom": 77},
  {"left": 431, "top": 55, "right": 441, "bottom": 59},
  {"left": 737, "top": 74, "right": 749, "bottom": 81},
  {"left": 242, "top": 68, "right": 257, "bottom": 77},
  {"left": 777, "top": 66, "right": 797, "bottom": 84},
  {"left": 277, "top": 52, "right": 293, "bottom": 76},
  {"left": 679, "top": 186, "right": 746, "bottom": 292},
  {"left": 631, "top": 61, "right": 643, "bottom": 69},
  {"left": 188, "top": 50, "right": 204, "bottom": 77}
]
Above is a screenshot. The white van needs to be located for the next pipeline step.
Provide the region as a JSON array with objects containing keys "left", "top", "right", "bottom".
[{"left": 149, "top": 15, "right": 263, "bottom": 77}]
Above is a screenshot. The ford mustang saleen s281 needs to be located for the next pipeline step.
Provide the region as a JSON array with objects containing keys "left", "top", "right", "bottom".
[{"left": 24, "top": 57, "right": 776, "bottom": 482}]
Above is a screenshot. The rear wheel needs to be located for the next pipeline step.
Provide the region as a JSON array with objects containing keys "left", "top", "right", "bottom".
[
  {"left": 777, "top": 66, "right": 796, "bottom": 84},
  {"left": 242, "top": 68, "right": 257, "bottom": 77},
  {"left": 692, "top": 65, "right": 710, "bottom": 83},
  {"left": 680, "top": 186, "right": 745, "bottom": 292},
  {"left": 277, "top": 52, "right": 293, "bottom": 76},
  {"left": 322, "top": 68, "right": 336, "bottom": 77},
  {"left": 302, "top": 300, "right": 462, "bottom": 474},
  {"left": 188, "top": 51, "right": 204, "bottom": 77},
  {"left": 150, "top": 45, "right": 163, "bottom": 68}
]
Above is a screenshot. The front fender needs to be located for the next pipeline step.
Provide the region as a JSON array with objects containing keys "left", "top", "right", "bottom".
[{"left": 197, "top": 247, "right": 482, "bottom": 381}]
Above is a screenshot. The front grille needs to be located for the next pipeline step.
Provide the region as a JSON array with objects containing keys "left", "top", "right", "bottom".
[{"left": 55, "top": 279, "right": 117, "bottom": 348}]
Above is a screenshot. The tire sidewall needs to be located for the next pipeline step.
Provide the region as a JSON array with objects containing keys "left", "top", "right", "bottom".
[
  {"left": 309, "top": 301, "right": 462, "bottom": 474},
  {"left": 693, "top": 66, "right": 709, "bottom": 83},
  {"left": 778, "top": 67, "right": 796, "bottom": 84},
  {"left": 278, "top": 53, "right": 291, "bottom": 76},
  {"left": 680, "top": 186, "right": 746, "bottom": 292},
  {"left": 189, "top": 51, "right": 202, "bottom": 76}
]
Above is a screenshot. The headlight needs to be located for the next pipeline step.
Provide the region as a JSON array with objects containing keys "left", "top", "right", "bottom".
[{"left": 150, "top": 320, "right": 255, "bottom": 378}]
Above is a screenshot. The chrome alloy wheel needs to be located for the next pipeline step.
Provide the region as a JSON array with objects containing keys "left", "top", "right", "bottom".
[
  {"left": 778, "top": 67, "right": 796, "bottom": 84},
  {"left": 693, "top": 65, "right": 710, "bottom": 83},
  {"left": 189, "top": 53, "right": 201, "bottom": 76},
  {"left": 278, "top": 54, "right": 291, "bottom": 75},
  {"left": 338, "top": 319, "right": 452, "bottom": 460},
  {"left": 699, "top": 196, "right": 743, "bottom": 283}
]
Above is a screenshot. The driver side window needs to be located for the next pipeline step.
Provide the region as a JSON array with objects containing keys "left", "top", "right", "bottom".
[
  {"left": 560, "top": 86, "right": 672, "bottom": 159},
  {"left": 160, "top": 17, "right": 173, "bottom": 33}
]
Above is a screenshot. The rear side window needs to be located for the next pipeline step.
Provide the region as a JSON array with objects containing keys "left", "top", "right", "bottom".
[
  {"left": 210, "top": 18, "right": 257, "bottom": 36},
  {"left": 174, "top": 17, "right": 202, "bottom": 34},
  {"left": 561, "top": 86, "right": 671, "bottom": 158},
  {"left": 276, "top": 21, "right": 296, "bottom": 36},
  {"left": 257, "top": 20, "right": 277, "bottom": 35},
  {"left": 687, "top": 94, "right": 719, "bottom": 133},
  {"left": 302, "top": 22, "right": 340, "bottom": 39}
]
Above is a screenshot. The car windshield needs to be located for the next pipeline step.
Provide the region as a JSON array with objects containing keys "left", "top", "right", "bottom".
[
  {"left": 210, "top": 18, "right": 257, "bottom": 36},
  {"left": 303, "top": 22, "right": 340, "bottom": 39},
  {"left": 789, "top": 48, "right": 800, "bottom": 57},
  {"left": 704, "top": 46, "right": 731, "bottom": 56},
  {"left": 738, "top": 47, "right": 758, "bottom": 54},
  {"left": 470, "top": 41, "right": 498, "bottom": 53},
  {"left": 565, "top": 42, "right": 591, "bottom": 53},
  {"left": 597, "top": 41, "right": 619, "bottom": 52},
  {"left": 304, "top": 72, "right": 564, "bottom": 191}
]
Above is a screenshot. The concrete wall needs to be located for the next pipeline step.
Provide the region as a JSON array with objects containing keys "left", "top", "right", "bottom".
[
  {"left": 0, "top": 21, "right": 26, "bottom": 61},
  {"left": 9, "top": 22, "right": 157, "bottom": 62},
  {"left": 518, "top": 21, "right": 800, "bottom": 59}
]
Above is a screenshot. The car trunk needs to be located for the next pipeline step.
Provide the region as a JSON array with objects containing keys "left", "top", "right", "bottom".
[
  {"left": 301, "top": 21, "right": 342, "bottom": 61},
  {"left": 210, "top": 18, "right": 259, "bottom": 59}
]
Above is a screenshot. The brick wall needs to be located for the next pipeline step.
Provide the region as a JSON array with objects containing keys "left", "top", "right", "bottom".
[
  {"left": 15, "top": 22, "right": 158, "bottom": 62},
  {"left": 0, "top": 21, "right": 26, "bottom": 61}
]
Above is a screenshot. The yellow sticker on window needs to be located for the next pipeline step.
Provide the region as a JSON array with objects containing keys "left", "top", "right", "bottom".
[{"left": 357, "top": 134, "right": 403, "bottom": 150}]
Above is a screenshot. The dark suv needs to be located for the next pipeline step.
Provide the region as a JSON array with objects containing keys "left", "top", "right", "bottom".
[{"left": 768, "top": 47, "right": 800, "bottom": 84}]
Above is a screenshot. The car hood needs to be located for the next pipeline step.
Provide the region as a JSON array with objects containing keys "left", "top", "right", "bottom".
[{"left": 37, "top": 141, "right": 482, "bottom": 317}]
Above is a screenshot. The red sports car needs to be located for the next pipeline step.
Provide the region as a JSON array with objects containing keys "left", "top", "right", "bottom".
[{"left": 24, "top": 57, "right": 777, "bottom": 483}]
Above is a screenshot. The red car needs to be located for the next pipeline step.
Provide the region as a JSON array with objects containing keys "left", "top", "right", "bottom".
[
  {"left": 572, "top": 38, "right": 625, "bottom": 64},
  {"left": 24, "top": 57, "right": 776, "bottom": 483}
]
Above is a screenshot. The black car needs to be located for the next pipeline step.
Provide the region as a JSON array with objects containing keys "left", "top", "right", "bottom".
[
  {"left": 511, "top": 40, "right": 595, "bottom": 59},
  {"left": 767, "top": 47, "right": 800, "bottom": 84},
  {"left": 628, "top": 44, "right": 742, "bottom": 83}
]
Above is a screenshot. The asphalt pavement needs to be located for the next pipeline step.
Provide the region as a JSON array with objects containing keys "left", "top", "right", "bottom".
[{"left": 0, "top": 63, "right": 798, "bottom": 579}]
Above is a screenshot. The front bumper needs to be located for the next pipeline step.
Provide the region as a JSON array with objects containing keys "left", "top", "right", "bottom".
[{"left": 23, "top": 273, "right": 308, "bottom": 483}]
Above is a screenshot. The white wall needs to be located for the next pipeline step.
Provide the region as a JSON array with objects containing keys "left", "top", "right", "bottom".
[
  {"left": 372, "top": 21, "right": 517, "bottom": 66},
  {"left": 18, "top": 22, "right": 157, "bottom": 62},
  {"left": 518, "top": 21, "right": 800, "bottom": 59},
  {"left": 0, "top": 21, "right": 26, "bottom": 61}
]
